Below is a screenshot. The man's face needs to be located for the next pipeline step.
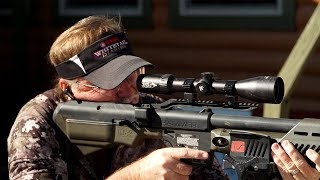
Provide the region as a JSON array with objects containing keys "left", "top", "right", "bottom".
[{"left": 72, "top": 71, "right": 140, "bottom": 104}]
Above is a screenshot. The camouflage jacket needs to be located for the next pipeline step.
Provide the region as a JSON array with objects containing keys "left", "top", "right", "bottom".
[{"left": 7, "top": 88, "right": 228, "bottom": 180}]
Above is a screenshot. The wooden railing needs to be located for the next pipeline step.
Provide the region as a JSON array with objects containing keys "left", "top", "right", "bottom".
[{"left": 263, "top": 3, "right": 320, "bottom": 118}]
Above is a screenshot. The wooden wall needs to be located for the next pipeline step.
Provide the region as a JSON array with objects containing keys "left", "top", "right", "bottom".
[
  {"left": 1, "top": 0, "right": 319, "bottom": 178},
  {"left": 127, "top": 0, "right": 320, "bottom": 118}
]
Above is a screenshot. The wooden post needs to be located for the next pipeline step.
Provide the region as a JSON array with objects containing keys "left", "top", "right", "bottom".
[{"left": 263, "top": 4, "right": 320, "bottom": 118}]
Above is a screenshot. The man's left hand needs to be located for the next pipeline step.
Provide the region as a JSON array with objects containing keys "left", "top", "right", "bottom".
[{"left": 271, "top": 140, "right": 320, "bottom": 180}]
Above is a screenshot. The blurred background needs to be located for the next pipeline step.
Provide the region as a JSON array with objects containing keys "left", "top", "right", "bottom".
[{"left": 1, "top": 0, "right": 320, "bottom": 179}]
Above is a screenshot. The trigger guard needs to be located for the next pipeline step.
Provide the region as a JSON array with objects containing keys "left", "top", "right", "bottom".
[{"left": 162, "top": 133, "right": 177, "bottom": 147}]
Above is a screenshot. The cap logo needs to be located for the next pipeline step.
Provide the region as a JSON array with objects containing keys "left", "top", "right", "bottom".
[
  {"left": 100, "top": 36, "right": 119, "bottom": 47},
  {"left": 94, "top": 39, "right": 129, "bottom": 58},
  {"left": 54, "top": 32, "right": 133, "bottom": 79}
]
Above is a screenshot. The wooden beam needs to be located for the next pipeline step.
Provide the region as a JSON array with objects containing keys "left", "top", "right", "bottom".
[{"left": 263, "top": 3, "right": 320, "bottom": 118}]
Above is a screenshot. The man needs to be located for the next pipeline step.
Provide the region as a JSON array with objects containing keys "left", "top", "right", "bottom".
[
  {"left": 7, "top": 15, "right": 320, "bottom": 180},
  {"left": 7, "top": 15, "right": 227, "bottom": 180}
]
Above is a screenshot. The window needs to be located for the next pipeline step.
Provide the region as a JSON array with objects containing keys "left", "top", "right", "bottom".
[
  {"left": 0, "top": 1, "right": 35, "bottom": 26},
  {"left": 0, "top": 1, "right": 12, "bottom": 25},
  {"left": 54, "top": 0, "right": 153, "bottom": 28},
  {"left": 169, "top": 0, "right": 295, "bottom": 30},
  {"left": 0, "top": 1, "right": 11, "bottom": 16}
]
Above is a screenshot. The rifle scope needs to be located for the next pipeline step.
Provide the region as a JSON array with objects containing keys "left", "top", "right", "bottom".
[{"left": 136, "top": 72, "right": 284, "bottom": 104}]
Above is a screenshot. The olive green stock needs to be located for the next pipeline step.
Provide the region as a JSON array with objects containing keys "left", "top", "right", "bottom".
[{"left": 54, "top": 114, "right": 162, "bottom": 155}]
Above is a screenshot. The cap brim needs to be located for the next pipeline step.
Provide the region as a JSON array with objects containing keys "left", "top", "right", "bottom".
[{"left": 83, "top": 55, "right": 153, "bottom": 89}]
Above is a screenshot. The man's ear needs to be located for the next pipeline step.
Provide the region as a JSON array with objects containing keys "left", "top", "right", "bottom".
[
  {"left": 59, "top": 78, "right": 69, "bottom": 90},
  {"left": 59, "top": 78, "right": 80, "bottom": 102}
]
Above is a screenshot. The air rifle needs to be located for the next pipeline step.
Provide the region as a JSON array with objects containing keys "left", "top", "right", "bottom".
[{"left": 53, "top": 72, "right": 320, "bottom": 179}]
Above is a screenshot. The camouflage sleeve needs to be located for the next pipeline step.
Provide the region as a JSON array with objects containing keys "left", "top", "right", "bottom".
[{"left": 7, "top": 112, "right": 68, "bottom": 179}]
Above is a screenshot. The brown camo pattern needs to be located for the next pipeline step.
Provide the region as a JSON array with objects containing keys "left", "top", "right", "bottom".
[{"left": 7, "top": 89, "right": 228, "bottom": 180}]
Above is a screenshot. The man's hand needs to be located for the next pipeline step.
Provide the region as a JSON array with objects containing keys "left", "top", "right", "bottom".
[
  {"left": 108, "top": 147, "right": 208, "bottom": 180},
  {"left": 271, "top": 140, "right": 320, "bottom": 180}
]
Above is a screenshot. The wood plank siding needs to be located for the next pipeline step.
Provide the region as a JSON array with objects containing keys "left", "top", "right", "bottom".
[
  {"left": 0, "top": 0, "right": 319, "bottom": 178},
  {"left": 1, "top": 0, "right": 319, "bottom": 119},
  {"left": 126, "top": 0, "right": 320, "bottom": 118},
  {"left": 0, "top": 0, "right": 318, "bottom": 120}
]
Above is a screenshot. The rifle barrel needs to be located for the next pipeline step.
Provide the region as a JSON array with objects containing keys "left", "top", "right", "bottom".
[{"left": 210, "top": 114, "right": 300, "bottom": 132}]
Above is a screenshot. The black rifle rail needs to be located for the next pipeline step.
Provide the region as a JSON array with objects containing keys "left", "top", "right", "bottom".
[{"left": 152, "top": 98, "right": 260, "bottom": 112}]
